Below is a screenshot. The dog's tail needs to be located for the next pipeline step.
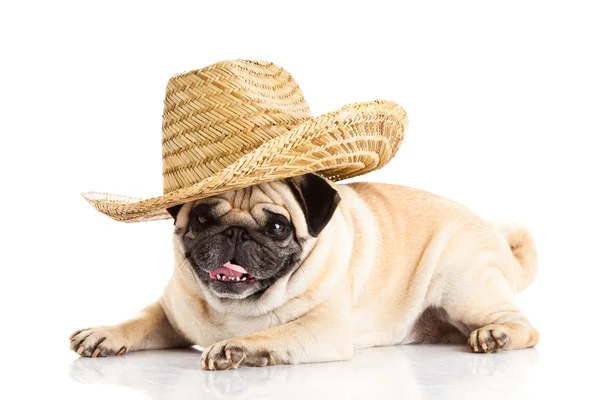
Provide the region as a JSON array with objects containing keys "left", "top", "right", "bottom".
[{"left": 494, "top": 222, "right": 538, "bottom": 292}]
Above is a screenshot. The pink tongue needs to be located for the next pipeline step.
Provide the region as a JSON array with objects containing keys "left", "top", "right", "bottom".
[{"left": 209, "top": 262, "right": 248, "bottom": 279}]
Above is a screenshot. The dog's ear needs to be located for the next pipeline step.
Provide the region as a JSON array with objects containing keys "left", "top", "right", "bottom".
[
  {"left": 166, "top": 204, "right": 183, "bottom": 224},
  {"left": 287, "top": 173, "right": 341, "bottom": 237}
]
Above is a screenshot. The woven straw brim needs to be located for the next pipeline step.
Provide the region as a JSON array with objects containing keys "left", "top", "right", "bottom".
[{"left": 82, "top": 100, "right": 408, "bottom": 222}]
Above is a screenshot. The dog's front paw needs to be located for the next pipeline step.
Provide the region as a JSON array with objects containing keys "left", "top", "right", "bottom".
[
  {"left": 69, "top": 327, "right": 129, "bottom": 357},
  {"left": 468, "top": 324, "right": 510, "bottom": 353},
  {"left": 201, "top": 340, "right": 283, "bottom": 370}
]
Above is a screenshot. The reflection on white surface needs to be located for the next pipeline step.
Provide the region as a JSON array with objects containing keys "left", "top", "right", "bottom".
[{"left": 69, "top": 344, "right": 544, "bottom": 399}]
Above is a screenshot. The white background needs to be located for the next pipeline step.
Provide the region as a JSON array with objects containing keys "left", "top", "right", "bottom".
[{"left": 1, "top": 1, "right": 599, "bottom": 399}]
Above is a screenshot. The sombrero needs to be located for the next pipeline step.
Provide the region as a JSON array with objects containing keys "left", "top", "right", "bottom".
[{"left": 82, "top": 59, "right": 408, "bottom": 222}]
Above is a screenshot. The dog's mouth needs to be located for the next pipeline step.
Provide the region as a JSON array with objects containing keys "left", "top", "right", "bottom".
[{"left": 208, "top": 260, "right": 257, "bottom": 283}]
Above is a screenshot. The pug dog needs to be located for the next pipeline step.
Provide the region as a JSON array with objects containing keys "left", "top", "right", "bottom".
[{"left": 70, "top": 174, "right": 539, "bottom": 369}]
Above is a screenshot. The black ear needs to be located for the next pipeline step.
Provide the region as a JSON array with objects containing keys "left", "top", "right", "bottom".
[
  {"left": 166, "top": 204, "right": 183, "bottom": 224},
  {"left": 287, "top": 173, "right": 341, "bottom": 237}
]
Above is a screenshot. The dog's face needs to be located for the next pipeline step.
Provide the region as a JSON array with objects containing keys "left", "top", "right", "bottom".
[{"left": 168, "top": 174, "right": 341, "bottom": 300}]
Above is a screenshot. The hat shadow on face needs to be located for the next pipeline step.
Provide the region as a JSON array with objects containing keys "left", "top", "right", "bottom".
[{"left": 68, "top": 344, "right": 540, "bottom": 399}]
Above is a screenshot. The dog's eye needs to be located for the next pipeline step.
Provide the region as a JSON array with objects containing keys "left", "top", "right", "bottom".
[
  {"left": 266, "top": 216, "right": 290, "bottom": 238},
  {"left": 268, "top": 222, "right": 286, "bottom": 236},
  {"left": 189, "top": 203, "right": 217, "bottom": 228}
]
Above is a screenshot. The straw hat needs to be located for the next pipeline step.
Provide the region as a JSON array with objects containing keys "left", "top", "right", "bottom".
[{"left": 82, "top": 59, "right": 408, "bottom": 223}]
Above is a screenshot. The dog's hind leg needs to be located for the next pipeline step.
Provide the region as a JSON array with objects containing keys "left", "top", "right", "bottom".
[
  {"left": 69, "top": 300, "right": 191, "bottom": 357},
  {"left": 443, "top": 265, "right": 539, "bottom": 353}
]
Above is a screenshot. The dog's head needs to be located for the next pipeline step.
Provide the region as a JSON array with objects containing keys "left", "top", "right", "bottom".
[{"left": 168, "top": 174, "right": 341, "bottom": 300}]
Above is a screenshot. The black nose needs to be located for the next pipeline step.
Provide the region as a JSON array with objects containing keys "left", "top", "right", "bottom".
[{"left": 222, "top": 227, "right": 250, "bottom": 242}]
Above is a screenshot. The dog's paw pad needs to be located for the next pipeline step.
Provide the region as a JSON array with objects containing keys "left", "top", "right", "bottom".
[
  {"left": 201, "top": 341, "right": 280, "bottom": 370},
  {"left": 469, "top": 325, "right": 510, "bottom": 353},
  {"left": 69, "top": 327, "right": 128, "bottom": 358},
  {"left": 202, "top": 342, "right": 246, "bottom": 370}
]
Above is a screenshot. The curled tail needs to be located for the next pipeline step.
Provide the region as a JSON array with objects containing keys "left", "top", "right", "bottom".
[{"left": 494, "top": 222, "right": 538, "bottom": 292}]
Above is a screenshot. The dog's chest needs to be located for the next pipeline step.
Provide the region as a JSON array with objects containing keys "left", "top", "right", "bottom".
[
  {"left": 205, "top": 313, "right": 280, "bottom": 345},
  {"left": 170, "top": 296, "right": 281, "bottom": 346}
]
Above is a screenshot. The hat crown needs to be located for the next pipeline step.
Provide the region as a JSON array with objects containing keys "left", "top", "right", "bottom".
[{"left": 161, "top": 60, "right": 312, "bottom": 194}]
